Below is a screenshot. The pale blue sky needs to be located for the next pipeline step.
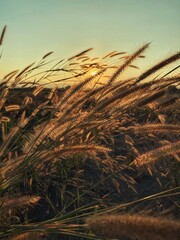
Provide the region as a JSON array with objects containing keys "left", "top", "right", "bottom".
[{"left": 0, "top": 0, "right": 179, "bottom": 76}]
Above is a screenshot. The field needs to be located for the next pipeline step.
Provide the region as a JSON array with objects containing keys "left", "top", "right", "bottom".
[{"left": 0, "top": 26, "right": 180, "bottom": 239}]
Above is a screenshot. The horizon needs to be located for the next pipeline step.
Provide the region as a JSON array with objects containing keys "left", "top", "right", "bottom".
[{"left": 0, "top": 0, "right": 179, "bottom": 84}]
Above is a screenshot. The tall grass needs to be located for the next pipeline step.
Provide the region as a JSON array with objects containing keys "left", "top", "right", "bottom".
[{"left": 0, "top": 26, "right": 180, "bottom": 239}]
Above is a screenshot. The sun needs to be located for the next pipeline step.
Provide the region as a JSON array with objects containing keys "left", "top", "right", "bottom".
[{"left": 90, "top": 69, "right": 98, "bottom": 76}]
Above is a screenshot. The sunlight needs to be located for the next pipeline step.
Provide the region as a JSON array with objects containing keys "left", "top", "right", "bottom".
[{"left": 90, "top": 69, "right": 98, "bottom": 76}]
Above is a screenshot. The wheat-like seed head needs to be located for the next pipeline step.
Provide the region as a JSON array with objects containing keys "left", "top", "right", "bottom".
[
  {"left": 86, "top": 214, "right": 180, "bottom": 240},
  {"left": 134, "top": 140, "right": 180, "bottom": 167},
  {"left": 9, "top": 232, "right": 46, "bottom": 240}
]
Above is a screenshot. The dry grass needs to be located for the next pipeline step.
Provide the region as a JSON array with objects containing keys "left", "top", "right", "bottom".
[
  {"left": 86, "top": 214, "right": 180, "bottom": 240},
  {"left": 9, "top": 232, "right": 46, "bottom": 240},
  {"left": 133, "top": 140, "right": 180, "bottom": 167},
  {"left": 0, "top": 26, "right": 179, "bottom": 239}
]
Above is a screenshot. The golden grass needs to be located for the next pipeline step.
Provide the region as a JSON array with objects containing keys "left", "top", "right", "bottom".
[
  {"left": 86, "top": 214, "right": 180, "bottom": 240},
  {"left": 134, "top": 140, "right": 180, "bottom": 167},
  {"left": 1, "top": 195, "right": 41, "bottom": 212},
  {"left": 9, "top": 232, "right": 46, "bottom": 240},
  {"left": 0, "top": 25, "right": 179, "bottom": 239}
]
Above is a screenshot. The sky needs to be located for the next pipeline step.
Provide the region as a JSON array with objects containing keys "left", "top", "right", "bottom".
[{"left": 0, "top": 0, "right": 179, "bottom": 79}]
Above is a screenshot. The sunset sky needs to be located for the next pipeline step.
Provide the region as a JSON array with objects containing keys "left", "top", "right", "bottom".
[{"left": 0, "top": 0, "right": 179, "bottom": 79}]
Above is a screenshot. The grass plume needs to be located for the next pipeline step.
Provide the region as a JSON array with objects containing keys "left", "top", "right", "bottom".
[{"left": 86, "top": 214, "right": 180, "bottom": 240}]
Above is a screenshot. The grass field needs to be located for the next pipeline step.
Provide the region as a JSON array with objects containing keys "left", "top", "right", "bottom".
[{"left": 0, "top": 26, "right": 180, "bottom": 240}]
